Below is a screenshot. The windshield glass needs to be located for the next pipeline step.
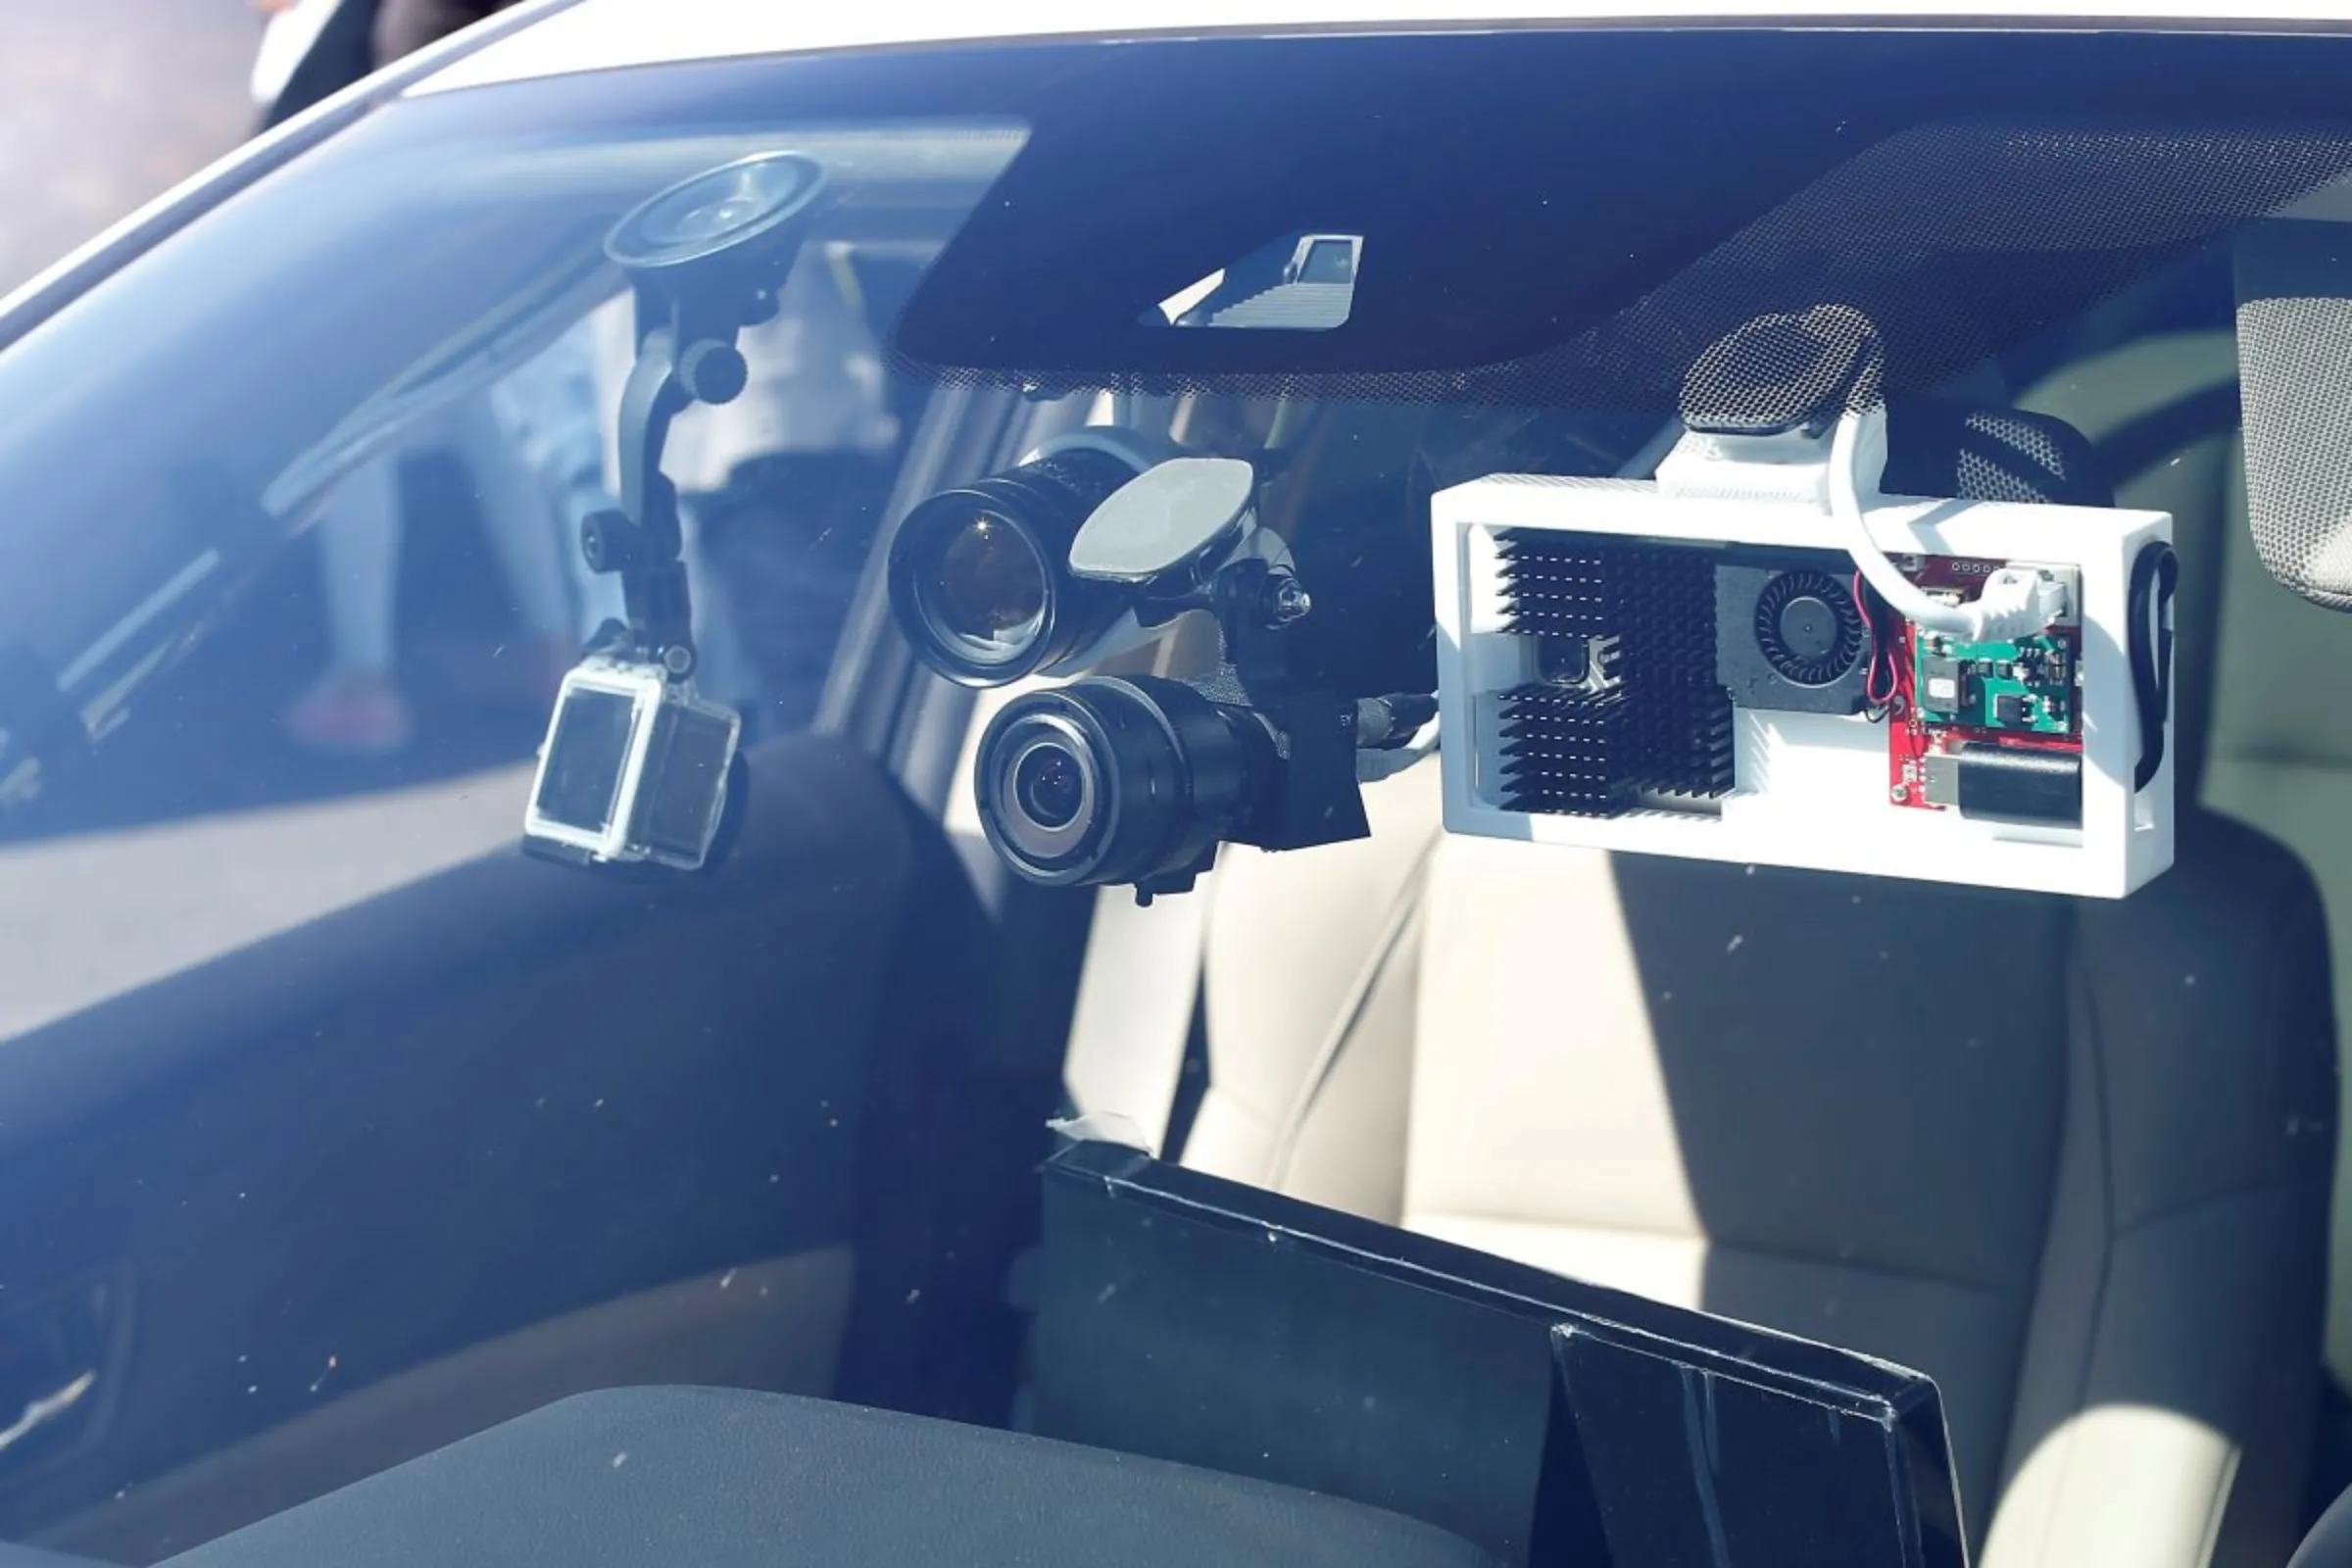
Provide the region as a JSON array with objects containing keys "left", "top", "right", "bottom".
[
  {"left": 8, "top": 23, "right": 2352, "bottom": 1567},
  {"left": 0, "top": 61, "right": 1031, "bottom": 1037}
]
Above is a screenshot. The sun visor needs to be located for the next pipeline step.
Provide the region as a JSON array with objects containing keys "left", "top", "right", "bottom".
[{"left": 2237, "top": 210, "right": 2352, "bottom": 611}]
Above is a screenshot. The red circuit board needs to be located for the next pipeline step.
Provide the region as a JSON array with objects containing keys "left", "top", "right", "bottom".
[{"left": 1884, "top": 557, "right": 2082, "bottom": 813}]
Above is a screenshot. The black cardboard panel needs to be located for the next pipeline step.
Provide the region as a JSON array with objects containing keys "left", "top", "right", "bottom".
[{"left": 1035, "top": 1141, "right": 1964, "bottom": 1568}]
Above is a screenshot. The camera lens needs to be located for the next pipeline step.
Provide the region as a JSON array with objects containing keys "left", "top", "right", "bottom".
[
  {"left": 985, "top": 712, "right": 1104, "bottom": 871},
  {"left": 975, "top": 677, "right": 1265, "bottom": 888},
  {"left": 888, "top": 447, "right": 1147, "bottom": 686},
  {"left": 1013, "top": 743, "right": 1087, "bottom": 829},
  {"left": 912, "top": 513, "right": 1049, "bottom": 669}
]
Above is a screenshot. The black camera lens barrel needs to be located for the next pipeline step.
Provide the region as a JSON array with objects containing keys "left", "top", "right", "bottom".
[
  {"left": 975, "top": 677, "right": 1267, "bottom": 888},
  {"left": 889, "top": 446, "right": 1146, "bottom": 686}
]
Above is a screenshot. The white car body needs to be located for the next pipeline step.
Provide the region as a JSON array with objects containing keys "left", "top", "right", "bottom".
[
  {"left": 7, "top": 0, "right": 2349, "bottom": 334},
  {"left": 429, "top": 0, "right": 2352, "bottom": 95}
]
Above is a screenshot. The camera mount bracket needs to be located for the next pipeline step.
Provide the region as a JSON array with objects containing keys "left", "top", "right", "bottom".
[
  {"left": 519, "top": 152, "right": 825, "bottom": 877},
  {"left": 580, "top": 149, "right": 830, "bottom": 679},
  {"left": 577, "top": 309, "right": 750, "bottom": 677}
]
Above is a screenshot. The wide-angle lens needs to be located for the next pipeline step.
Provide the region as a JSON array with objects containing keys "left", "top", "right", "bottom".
[
  {"left": 1013, "top": 743, "right": 1087, "bottom": 830},
  {"left": 974, "top": 677, "right": 1265, "bottom": 888}
]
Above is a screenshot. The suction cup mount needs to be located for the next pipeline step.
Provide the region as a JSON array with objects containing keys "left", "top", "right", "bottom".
[{"left": 582, "top": 152, "right": 829, "bottom": 672}]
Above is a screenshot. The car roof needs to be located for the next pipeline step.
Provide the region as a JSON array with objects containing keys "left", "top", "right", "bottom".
[{"left": 417, "top": 0, "right": 2352, "bottom": 95}]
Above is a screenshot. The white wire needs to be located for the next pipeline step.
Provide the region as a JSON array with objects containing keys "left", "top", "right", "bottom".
[{"left": 1828, "top": 412, "right": 2066, "bottom": 642}]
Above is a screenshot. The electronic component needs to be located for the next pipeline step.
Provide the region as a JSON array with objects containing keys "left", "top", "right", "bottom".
[
  {"left": 976, "top": 676, "right": 1273, "bottom": 890},
  {"left": 1920, "top": 657, "right": 1967, "bottom": 713},
  {"left": 523, "top": 657, "right": 740, "bottom": 870},
  {"left": 1431, "top": 413, "right": 2175, "bottom": 899},
  {"left": 1911, "top": 627, "right": 2075, "bottom": 736},
  {"left": 896, "top": 453, "right": 1411, "bottom": 900},
  {"left": 1535, "top": 633, "right": 1615, "bottom": 690},
  {"left": 525, "top": 152, "right": 829, "bottom": 875},
  {"left": 1714, "top": 551, "right": 1874, "bottom": 714},
  {"left": 1920, "top": 744, "right": 2082, "bottom": 826},
  {"left": 886, "top": 430, "right": 1173, "bottom": 685}
]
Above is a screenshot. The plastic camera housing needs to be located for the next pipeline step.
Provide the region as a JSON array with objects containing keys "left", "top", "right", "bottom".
[{"left": 523, "top": 658, "right": 740, "bottom": 871}]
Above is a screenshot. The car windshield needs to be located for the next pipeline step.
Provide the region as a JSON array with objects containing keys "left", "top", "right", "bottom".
[{"left": 7, "top": 20, "right": 2352, "bottom": 1567}]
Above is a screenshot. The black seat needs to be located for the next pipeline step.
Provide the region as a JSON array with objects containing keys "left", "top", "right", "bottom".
[{"left": 155, "top": 1388, "right": 1496, "bottom": 1568}]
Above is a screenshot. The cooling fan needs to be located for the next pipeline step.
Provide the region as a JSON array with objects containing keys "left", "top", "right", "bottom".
[
  {"left": 1714, "top": 555, "right": 1874, "bottom": 715},
  {"left": 1752, "top": 569, "right": 1865, "bottom": 687}
]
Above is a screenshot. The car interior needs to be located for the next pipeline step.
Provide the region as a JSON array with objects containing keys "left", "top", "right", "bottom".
[
  {"left": 1017, "top": 362, "right": 2337, "bottom": 1567},
  {"left": 1038, "top": 349, "right": 2338, "bottom": 1568},
  {"left": 9, "top": 20, "right": 2352, "bottom": 1568}
]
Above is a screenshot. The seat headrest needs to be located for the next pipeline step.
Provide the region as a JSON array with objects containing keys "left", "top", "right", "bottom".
[{"left": 1882, "top": 401, "right": 2116, "bottom": 509}]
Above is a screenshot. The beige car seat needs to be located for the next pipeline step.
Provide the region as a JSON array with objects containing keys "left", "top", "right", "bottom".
[{"left": 1065, "top": 367, "right": 2335, "bottom": 1567}]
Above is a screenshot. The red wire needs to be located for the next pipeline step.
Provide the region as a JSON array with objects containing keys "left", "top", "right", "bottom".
[{"left": 1854, "top": 572, "right": 1898, "bottom": 708}]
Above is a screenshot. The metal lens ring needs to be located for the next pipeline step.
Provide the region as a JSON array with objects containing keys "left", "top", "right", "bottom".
[{"left": 980, "top": 708, "right": 1112, "bottom": 877}]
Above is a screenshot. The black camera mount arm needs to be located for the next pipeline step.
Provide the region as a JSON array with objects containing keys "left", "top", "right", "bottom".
[
  {"left": 578, "top": 149, "right": 829, "bottom": 681},
  {"left": 578, "top": 302, "right": 754, "bottom": 679}
]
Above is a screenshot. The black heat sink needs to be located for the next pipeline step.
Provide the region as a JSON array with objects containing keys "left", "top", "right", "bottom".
[
  {"left": 1495, "top": 531, "right": 1718, "bottom": 687},
  {"left": 1497, "top": 684, "right": 1736, "bottom": 814},
  {"left": 1494, "top": 531, "right": 1735, "bottom": 816},
  {"left": 1498, "top": 686, "right": 1637, "bottom": 816}
]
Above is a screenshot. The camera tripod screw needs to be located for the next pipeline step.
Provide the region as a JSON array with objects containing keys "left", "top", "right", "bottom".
[{"left": 1264, "top": 576, "right": 1313, "bottom": 626}]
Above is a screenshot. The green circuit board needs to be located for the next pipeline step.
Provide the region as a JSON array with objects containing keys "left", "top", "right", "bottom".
[{"left": 1912, "top": 630, "right": 2077, "bottom": 736}]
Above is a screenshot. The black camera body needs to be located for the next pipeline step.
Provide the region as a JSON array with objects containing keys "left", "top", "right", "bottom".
[
  {"left": 976, "top": 568, "right": 1373, "bottom": 900},
  {"left": 891, "top": 449, "right": 1405, "bottom": 900}
]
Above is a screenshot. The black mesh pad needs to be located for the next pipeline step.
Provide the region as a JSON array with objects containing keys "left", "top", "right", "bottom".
[
  {"left": 1882, "top": 402, "right": 2116, "bottom": 509},
  {"left": 157, "top": 1388, "right": 1498, "bottom": 1568},
  {"left": 1681, "top": 304, "right": 1886, "bottom": 434}
]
